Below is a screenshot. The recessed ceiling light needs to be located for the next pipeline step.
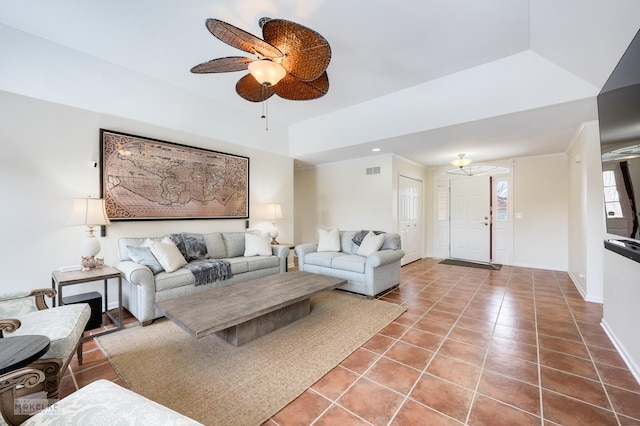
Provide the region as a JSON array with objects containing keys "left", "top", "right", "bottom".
[{"left": 372, "top": 148, "right": 381, "bottom": 152}]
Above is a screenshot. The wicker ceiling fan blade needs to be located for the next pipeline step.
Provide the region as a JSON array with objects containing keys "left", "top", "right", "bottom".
[
  {"left": 206, "top": 18, "right": 282, "bottom": 59},
  {"left": 261, "top": 18, "right": 331, "bottom": 82},
  {"left": 236, "top": 74, "right": 275, "bottom": 102},
  {"left": 190, "top": 56, "right": 254, "bottom": 74},
  {"left": 274, "top": 72, "right": 329, "bottom": 101}
]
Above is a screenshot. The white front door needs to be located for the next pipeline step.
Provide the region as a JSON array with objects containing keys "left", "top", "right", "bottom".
[
  {"left": 450, "top": 176, "right": 491, "bottom": 262},
  {"left": 399, "top": 175, "right": 423, "bottom": 265}
]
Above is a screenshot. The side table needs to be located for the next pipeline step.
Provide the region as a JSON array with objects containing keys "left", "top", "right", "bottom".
[{"left": 51, "top": 266, "right": 123, "bottom": 339}]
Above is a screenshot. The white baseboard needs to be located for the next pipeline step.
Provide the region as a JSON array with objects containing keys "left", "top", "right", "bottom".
[
  {"left": 567, "top": 271, "right": 603, "bottom": 303},
  {"left": 600, "top": 319, "right": 640, "bottom": 386}
]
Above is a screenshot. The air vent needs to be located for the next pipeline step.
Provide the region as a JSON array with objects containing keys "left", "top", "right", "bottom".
[{"left": 366, "top": 166, "right": 381, "bottom": 175}]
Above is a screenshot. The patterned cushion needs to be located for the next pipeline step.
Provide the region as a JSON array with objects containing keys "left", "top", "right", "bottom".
[
  {"left": 8, "top": 304, "right": 90, "bottom": 360},
  {"left": 22, "top": 379, "right": 202, "bottom": 425}
]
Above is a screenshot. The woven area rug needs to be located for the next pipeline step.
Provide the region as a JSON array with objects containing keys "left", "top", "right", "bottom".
[
  {"left": 439, "top": 258, "right": 502, "bottom": 270},
  {"left": 96, "top": 290, "right": 406, "bottom": 426}
]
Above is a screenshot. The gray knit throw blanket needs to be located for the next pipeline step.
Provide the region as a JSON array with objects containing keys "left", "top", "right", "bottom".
[{"left": 183, "top": 259, "right": 233, "bottom": 286}]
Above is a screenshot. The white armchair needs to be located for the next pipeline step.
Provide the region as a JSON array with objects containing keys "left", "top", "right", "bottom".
[{"left": 0, "top": 289, "right": 90, "bottom": 400}]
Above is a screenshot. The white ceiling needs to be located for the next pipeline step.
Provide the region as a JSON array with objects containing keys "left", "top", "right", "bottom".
[{"left": 0, "top": 0, "right": 639, "bottom": 168}]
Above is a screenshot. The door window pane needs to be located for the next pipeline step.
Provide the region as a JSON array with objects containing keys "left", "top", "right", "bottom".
[{"left": 496, "top": 181, "right": 508, "bottom": 221}]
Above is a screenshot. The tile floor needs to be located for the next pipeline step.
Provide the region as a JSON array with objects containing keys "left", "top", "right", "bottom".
[{"left": 61, "top": 258, "right": 640, "bottom": 425}]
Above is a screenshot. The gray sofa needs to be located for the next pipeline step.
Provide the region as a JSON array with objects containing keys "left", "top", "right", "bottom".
[
  {"left": 115, "top": 231, "right": 289, "bottom": 325},
  {"left": 295, "top": 230, "right": 404, "bottom": 297}
]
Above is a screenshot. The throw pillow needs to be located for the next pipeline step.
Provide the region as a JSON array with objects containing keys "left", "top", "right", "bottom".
[
  {"left": 244, "top": 232, "right": 272, "bottom": 256},
  {"left": 148, "top": 237, "right": 188, "bottom": 273},
  {"left": 126, "top": 245, "right": 164, "bottom": 274},
  {"left": 357, "top": 231, "right": 386, "bottom": 257},
  {"left": 317, "top": 228, "right": 340, "bottom": 252}
]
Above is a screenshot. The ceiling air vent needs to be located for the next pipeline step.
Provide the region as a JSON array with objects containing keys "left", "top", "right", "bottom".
[{"left": 366, "top": 166, "right": 381, "bottom": 175}]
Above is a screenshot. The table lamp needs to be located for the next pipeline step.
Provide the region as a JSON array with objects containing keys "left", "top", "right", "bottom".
[
  {"left": 68, "top": 197, "right": 111, "bottom": 269},
  {"left": 266, "top": 203, "right": 283, "bottom": 245}
]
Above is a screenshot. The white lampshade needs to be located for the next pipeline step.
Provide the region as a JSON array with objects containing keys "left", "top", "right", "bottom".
[
  {"left": 248, "top": 60, "right": 287, "bottom": 86},
  {"left": 68, "top": 198, "right": 111, "bottom": 227},
  {"left": 266, "top": 203, "right": 284, "bottom": 220}
]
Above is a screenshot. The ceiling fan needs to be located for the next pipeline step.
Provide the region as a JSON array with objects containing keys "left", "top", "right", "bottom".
[{"left": 191, "top": 17, "right": 331, "bottom": 103}]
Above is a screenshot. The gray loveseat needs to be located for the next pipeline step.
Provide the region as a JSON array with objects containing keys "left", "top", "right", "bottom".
[
  {"left": 295, "top": 230, "right": 404, "bottom": 297},
  {"left": 115, "top": 231, "right": 289, "bottom": 325}
]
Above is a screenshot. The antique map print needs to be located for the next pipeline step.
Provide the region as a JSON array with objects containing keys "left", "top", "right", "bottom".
[{"left": 101, "top": 130, "right": 248, "bottom": 219}]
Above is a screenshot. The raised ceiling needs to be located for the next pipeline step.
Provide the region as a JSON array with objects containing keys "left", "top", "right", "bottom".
[{"left": 0, "top": 0, "right": 639, "bottom": 168}]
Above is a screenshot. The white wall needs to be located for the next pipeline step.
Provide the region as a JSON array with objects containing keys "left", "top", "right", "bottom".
[
  {"left": 512, "top": 154, "right": 569, "bottom": 270},
  {"left": 603, "top": 249, "right": 640, "bottom": 383},
  {"left": 294, "top": 155, "right": 396, "bottom": 243},
  {"left": 0, "top": 90, "right": 293, "bottom": 295},
  {"left": 567, "top": 122, "right": 605, "bottom": 302}
]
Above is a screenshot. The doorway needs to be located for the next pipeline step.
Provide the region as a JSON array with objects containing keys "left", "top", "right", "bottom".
[
  {"left": 399, "top": 175, "right": 423, "bottom": 265},
  {"left": 450, "top": 175, "right": 491, "bottom": 262}
]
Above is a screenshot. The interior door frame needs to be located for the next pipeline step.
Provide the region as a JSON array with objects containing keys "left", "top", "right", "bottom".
[{"left": 432, "top": 163, "right": 513, "bottom": 265}]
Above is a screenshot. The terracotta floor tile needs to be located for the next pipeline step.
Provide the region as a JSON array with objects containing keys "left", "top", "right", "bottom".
[
  {"left": 596, "top": 363, "right": 640, "bottom": 393},
  {"left": 462, "top": 307, "right": 499, "bottom": 323},
  {"left": 313, "top": 405, "right": 370, "bottom": 426},
  {"left": 489, "top": 336, "right": 538, "bottom": 363},
  {"left": 495, "top": 314, "right": 536, "bottom": 331},
  {"left": 391, "top": 399, "right": 463, "bottom": 425},
  {"left": 467, "top": 394, "right": 540, "bottom": 426},
  {"left": 484, "top": 352, "right": 539, "bottom": 385},
  {"left": 363, "top": 333, "right": 396, "bottom": 354},
  {"left": 438, "top": 338, "right": 486, "bottom": 367},
  {"left": 540, "top": 367, "right": 611, "bottom": 409},
  {"left": 57, "top": 375, "right": 77, "bottom": 399},
  {"left": 384, "top": 341, "right": 434, "bottom": 371},
  {"left": 423, "top": 309, "right": 460, "bottom": 325},
  {"left": 365, "top": 357, "right": 421, "bottom": 395},
  {"left": 312, "top": 365, "right": 358, "bottom": 401},
  {"left": 400, "top": 329, "right": 444, "bottom": 351},
  {"left": 583, "top": 332, "right": 616, "bottom": 350},
  {"left": 426, "top": 354, "right": 481, "bottom": 390},
  {"left": 410, "top": 373, "right": 474, "bottom": 422},
  {"left": 605, "top": 385, "right": 640, "bottom": 421},
  {"left": 70, "top": 347, "right": 108, "bottom": 371},
  {"left": 448, "top": 326, "right": 491, "bottom": 349},
  {"left": 537, "top": 334, "right": 590, "bottom": 359},
  {"left": 271, "top": 389, "right": 331, "bottom": 426},
  {"left": 338, "top": 377, "right": 405, "bottom": 426},
  {"left": 393, "top": 312, "right": 420, "bottom": 327},
  {"left": 589, "top": 346, "right": 627, "bottom": 369},
  {"left": 493, "top": 324, "right": 537, "bottom": 346},
  {"left": 477, "top": 370, "right": 540, "bottom": 416},
  {"left": 413, "top": 317, "right": 453, "bottom": 336},
  {"left": 378, "top": 322, "right": 409, "bottom": 339},
  {"left": 539, "top": 348, "right": 599, "bottom": 380},
  {"left": 74, "top": 363, "right": 119, "bottom": 388},
  {"left": 340, "top": 348, "right": 379, "bottom": 374},
  {"left": 78, "top": 259, "right": 640, "bottom": 425},
  {"left": 541, "top": 389, "right": 618, "bottom": 426},
  {"left": 432, "top": 301, "right": 466, "bottom": 314},
  {"left": 455, "top": 316, "right": 495, "bottom": 334}
]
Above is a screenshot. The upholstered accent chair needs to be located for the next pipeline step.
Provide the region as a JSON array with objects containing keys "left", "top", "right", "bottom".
[
  {"left": 0, "top": 369, "right": 202, "bottom": 425},
  {"left": 0, "top": 288, "right": 90, "bottom": 400}
]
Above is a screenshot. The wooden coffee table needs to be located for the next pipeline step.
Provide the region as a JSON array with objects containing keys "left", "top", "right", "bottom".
[{"left": 156, "top": 271, "right": 346, "bottom": 346}]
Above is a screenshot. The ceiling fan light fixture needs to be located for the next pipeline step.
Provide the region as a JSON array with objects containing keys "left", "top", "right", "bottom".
[
  {"left": 248, "top": 59, "right": 286, "bottom": 86},
  {"left": 451, "top": 154, "right": 472, "bottom": 168}
]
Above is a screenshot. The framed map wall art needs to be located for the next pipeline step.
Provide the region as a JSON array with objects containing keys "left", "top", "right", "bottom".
[{"left": 100, "top": 129, "right": 249, "bottom": 220}]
